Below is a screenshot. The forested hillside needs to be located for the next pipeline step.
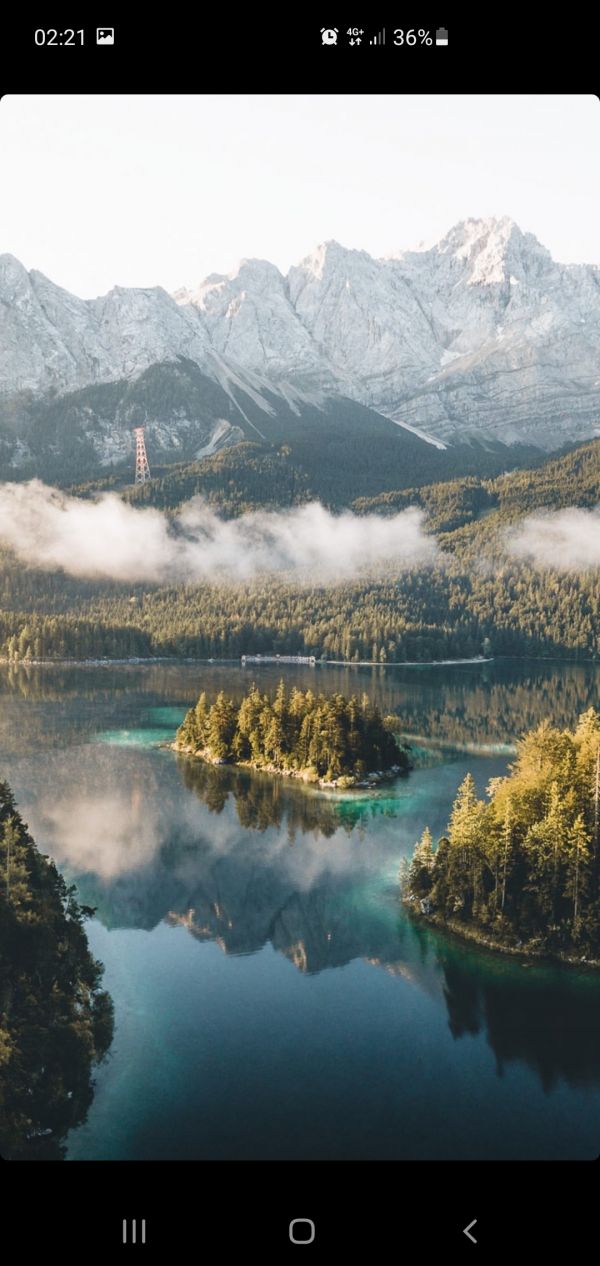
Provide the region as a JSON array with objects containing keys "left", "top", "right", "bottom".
[
  {"left": 120, "top": 434, "right": 544, "bottom": 512},
  {"left": 0, "top": 781, "right": 113, "bottom": 1158},
  {"left": 0, "top": 438, "right": 599, "bottom": 664},
  {"left": 353, "top": 437, "right": 600, "bottom": 528}
]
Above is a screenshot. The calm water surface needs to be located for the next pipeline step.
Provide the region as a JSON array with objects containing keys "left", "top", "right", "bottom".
[{"left": 2, "top": 657, "right": 600, "bottom": 1159}]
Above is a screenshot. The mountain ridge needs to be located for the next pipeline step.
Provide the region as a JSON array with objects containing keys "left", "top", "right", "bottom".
[{"left": 1, "top": 217, "right": 599, "bottom": 466}]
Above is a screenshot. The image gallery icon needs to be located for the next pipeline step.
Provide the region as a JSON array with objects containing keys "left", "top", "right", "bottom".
[
  {"left": 96, "top": 28, "right": 115, "bottom": 44},
  {"left": 321, "top": 28, "right": 338, "bottom": 45}
]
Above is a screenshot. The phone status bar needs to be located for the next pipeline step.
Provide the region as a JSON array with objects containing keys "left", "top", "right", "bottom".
[{"left": 320, "top": 27, "right": 448, "bottom": 47}]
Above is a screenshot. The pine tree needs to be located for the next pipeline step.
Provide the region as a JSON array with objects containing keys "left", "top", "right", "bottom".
[
  {"left": 398, "top": 856, "right": 411, "bottom": 894},
  {"left": 176, "top": 684, "right": 406, "bottom": 782},
  {"left": 500, "top": 798, "right": 514, "bottom": 914},
  {"left": 444, "top": 775, "right": 488, "bottom": 919},
  {"left": 594, "top": 746, "right": 600, "bottom": 857},
  {"left": 193, "top": 692, "right": 210, "bottom": 749},
  {"left": 411, "top": 708, "right": 600, "bottom": 955},
  {"left": 564, "top": 813, "right": 591, "bottom": 939},
  {"left": 408, "top": 826, "right": 435, "bottom": 898},
  {"left": 206, "top": 691, "right": 237, "bottom": 761}
]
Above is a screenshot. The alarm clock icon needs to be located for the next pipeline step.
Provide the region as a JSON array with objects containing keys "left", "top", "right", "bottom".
[{"left": 321, "top": 28, "right": 339, "bottom": 45}]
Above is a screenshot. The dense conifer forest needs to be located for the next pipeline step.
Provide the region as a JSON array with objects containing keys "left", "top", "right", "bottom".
[
  {"left": 0, "top": 781, "right": 113, "bottom": 1158},
  {"left": 0, "top": 437, "right": 599, "bottom": 664},
  {"left": 176, "top": 681, "right": 408, "bottom": 784},
  {"left": 401, "top": 709, "right": 600, "bottom": 960}
]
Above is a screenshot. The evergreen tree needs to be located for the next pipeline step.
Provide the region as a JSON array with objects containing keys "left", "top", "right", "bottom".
[
  {"left": 0, "top": 780, "right": 114, "bottom": 1159},
  {"left": 408, "top": 827, "right": 435, "bottom": 898},
  {"left": 403, "top": 708, "right": 600, "bottom": 959},
  {"left": 564, "top": 814, "right": 591, "bottom": 939},
  {"left": 206, "top": 691, "right": 238, "bottom": 761},
  {"left": 176, "top": 685, "right": 410, "bottom": 782}
]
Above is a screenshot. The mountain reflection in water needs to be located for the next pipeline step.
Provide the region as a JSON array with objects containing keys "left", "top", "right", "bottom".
[
  {"left": 29, "top": 746, "right": 600, "bottom": 1097},
  {"left": 3, "top": 658, "right": 600, "bottom": 1158}
]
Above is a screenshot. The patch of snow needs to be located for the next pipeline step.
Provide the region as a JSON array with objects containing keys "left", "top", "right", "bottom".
[
  {"left": 440, "top": 349, "right": 463, "bottom": 367},
  {"left": 389, "top": 417, "right": 448, "bottom": 450},
  {"left": 3, "top": 217, "right": 600, "bottom": 458},
  {"left": 205, "top": 350, "right": 275, "bottom": 434},
  {"left": 273, "top": 379, "right": 327, "bottom": 415},
  {"left": 194, "top": 418, "right": 237, "bottom": 459}
]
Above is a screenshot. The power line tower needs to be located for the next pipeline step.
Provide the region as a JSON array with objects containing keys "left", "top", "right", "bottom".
[{"left": 133, "top": 427, "right": 151, "bottom": 484}]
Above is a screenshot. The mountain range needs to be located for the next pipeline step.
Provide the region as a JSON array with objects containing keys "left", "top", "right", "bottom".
[{"left": 1, "top": 217, "right": 599, "bottom": 482}]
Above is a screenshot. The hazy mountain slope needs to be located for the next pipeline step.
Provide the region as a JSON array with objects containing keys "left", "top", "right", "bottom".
[
  {"left": 0, "top": 357, "right": 455, "bottom": 487},
  {"left": 352, "top": 437, "right": 600, "bottom": 534},
  {"left": 1, "top": 218, "right": 598, "bottom": 473}
]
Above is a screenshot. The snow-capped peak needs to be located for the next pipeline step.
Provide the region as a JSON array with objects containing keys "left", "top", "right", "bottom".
[
  {"left": 2, "top": 219, "right": 600, "bottom": 458},
  {"left": 0, "top": 252, "right": 33, "bottom": 297},
  {"left": 292, "top": 240, "right": 366, "bottom": 284},
  {"left": 434, "top": 216, "right": 553, "bottom": 286},
  {"left": 177, "top": 258, "right": 285, "bottom": 313},
  {"left": 438, "top": 215, "right": 520, "bottom": 253}
]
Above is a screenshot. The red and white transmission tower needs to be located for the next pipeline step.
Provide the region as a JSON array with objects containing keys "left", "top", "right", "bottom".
[{"left": 133, "top": 427, "right": 151, "bottom": 484}]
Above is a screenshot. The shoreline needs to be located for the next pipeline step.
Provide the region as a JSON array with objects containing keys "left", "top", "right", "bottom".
[
  {"left": 404, "top": 903, "right": 600, "bottom": 972},
  {"left": 0, "top": 655, "right": 240, "bottom": 667},
  {"left": 324, "top": 656, "right": 494, "bottom": 668},
  {"left": 0, "top": 654, "right": 495, "bottom": 669},
  {"left": 172, "top": 742, "right": 408, "bottom": 791},
  {"left": 2, "top": 652, "right": 599, "bottom": 669}
]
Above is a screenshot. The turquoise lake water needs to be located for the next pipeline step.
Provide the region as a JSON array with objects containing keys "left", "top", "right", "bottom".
[{"left": 2, "top": 657, "right": 600, "bottom": 1159}]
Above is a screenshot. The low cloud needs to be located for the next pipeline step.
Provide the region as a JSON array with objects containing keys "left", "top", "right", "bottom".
[
  {"left": 0, "top": 480, "right": 436, "bottom": 583},
  {"left": 509, "top": 507, "right": 600, "bottom": 571},
  {"left": 37, "top": 792, "right": 162, "bottom": 880}
]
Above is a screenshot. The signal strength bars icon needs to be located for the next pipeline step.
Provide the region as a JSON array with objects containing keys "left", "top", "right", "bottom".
[{"left": 370, "top": 28, "right": 385, "bottom": 44}]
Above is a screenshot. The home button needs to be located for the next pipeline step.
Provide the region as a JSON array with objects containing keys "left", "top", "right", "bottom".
[{"left": 289, "top": 1218, "right": 316, "bottom": 1245}]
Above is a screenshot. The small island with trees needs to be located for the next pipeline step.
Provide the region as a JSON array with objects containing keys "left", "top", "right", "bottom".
[
  {"left": 401, "top": 708, "right": 600, "bottom": 965},
  {"left": 174, "top": 681, "right": 411, "bottom": 788}
]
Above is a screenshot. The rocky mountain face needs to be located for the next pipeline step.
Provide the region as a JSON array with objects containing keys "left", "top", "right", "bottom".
[
  {"left": 0, "top": 354, "right": 449, "bottom": 487},
  {"left": 178, "top": 218, "right": 600, "bottom": 450},
  {"left": 1, "top": 218, "right": 598, "bottom": 472},
  {"left": 0, "top": 253, "right": 211, "bottom": 396}
]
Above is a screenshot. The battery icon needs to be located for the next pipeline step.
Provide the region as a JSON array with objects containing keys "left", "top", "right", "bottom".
[{"left": 435, "top": 28, "right": 448, "bottom": 45}]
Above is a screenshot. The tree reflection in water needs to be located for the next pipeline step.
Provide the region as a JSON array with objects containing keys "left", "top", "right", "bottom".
[
  {"left": 439, "top": 948, "right": 600, "bottom": 1092},
  {"left": 75, "top": 752, "right": 600, "bottom": 1097}
]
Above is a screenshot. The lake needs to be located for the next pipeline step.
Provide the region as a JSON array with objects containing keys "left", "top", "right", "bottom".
[{"left": 2, "top": 657, "right": 600, "bottom": 1159}]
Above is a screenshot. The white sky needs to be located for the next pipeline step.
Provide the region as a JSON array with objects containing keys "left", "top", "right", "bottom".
[{"left": 0, "top": 94, "right": 598, "bottom": 298}]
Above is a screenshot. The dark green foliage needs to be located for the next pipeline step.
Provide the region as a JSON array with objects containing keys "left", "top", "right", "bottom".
[
  {"left": 179, "top": 753, "right": 386, "bottom": 839},
  {"left": 0, "top": 360, "right": 238, "bottom": 484},
  {"left": 353, "top": 476, "right": 497, "bottom": 532},
  {"left": 354, "top": 436, "right": 600, "bottom": 523},
  {"left": 403, "top": 709, "right": 600, "bottom": 957},
  {"left": 125, "top": 442, "right": 313, "bottom": 514},
  {"left": 0, "top": 781, "right": 114, "bottom": 1159},
  {"left": 121, "top": 433, "right": 542, "bottom": 514},
  {"left": 2, "top": 556, "right": 600, "bottom": 665},
  {"left": 1, "top": 355, "right": 542, "bottom": 491},
  {"left": 0, "top": 602, "right": 154, "bottom": 662},
  {"left": 176, "top": 681, "right": 408, "bottom": 783},
  {"left": 1, "top": 438, "right": 600, "bottom": 665}
]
